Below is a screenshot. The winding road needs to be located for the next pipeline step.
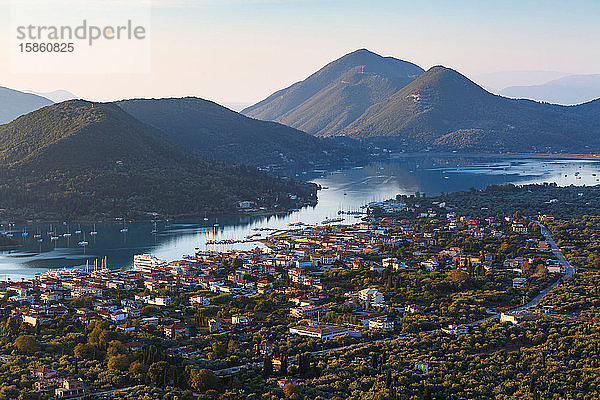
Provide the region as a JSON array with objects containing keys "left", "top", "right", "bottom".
[{"left": 470, "top": 221, "right": 574, "bottom": 325}]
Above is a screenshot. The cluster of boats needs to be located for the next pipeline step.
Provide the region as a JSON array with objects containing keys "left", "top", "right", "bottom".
[
  {"left": 337, "top": 210, "right": 364, "bottom": 219},
  {"left": 0, "top": 223, "right": 101, "bottom": 248},
  {"left": 205, "top": 238, "right": 260, "bottom": 245}
]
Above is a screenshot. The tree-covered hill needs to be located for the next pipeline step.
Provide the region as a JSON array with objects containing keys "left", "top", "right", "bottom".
[
  {"left": 341, "top": 66, "right": 600, "bottom": 153},
  {"left": 0, "top": 100, "right": 316, "bottom": 220},
  {"left": 245, "top": 49, "right": 600, "bottom": 154},
  {"left": 242, "top": 49, "right": 424, "bottom": 136},
  {"left": 116, "top": 97, "right": 357, "bottom": 169}
]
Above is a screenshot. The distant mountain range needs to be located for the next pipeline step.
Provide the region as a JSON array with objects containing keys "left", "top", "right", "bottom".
[
  {"left": 116, "top": 97, "right": 361, "bottom": 169},
  {"left": 500, "top": 74, "right": 600, "bottom": 105},
  {"left": 473, "top": 71, "right": 570, "bottom": 93},
  {"left": 0, "top": 86, "right": 53, "bottom": 124},
  {"left": 245, "top": 50, "right": 600, "bottom": 153},
  {"left": 27, "top": 89, "right": 77, "bottom": 103},
  {"left": 0, "top": 100, "right": 316, "bottom": 220},
  {"left": 243, "top": 49, "right": 424, "bottom": 136}
]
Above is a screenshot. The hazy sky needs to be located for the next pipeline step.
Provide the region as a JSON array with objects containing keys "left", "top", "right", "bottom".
[{"left": 1, "top": 0, "right": 599, "bottom": 104}]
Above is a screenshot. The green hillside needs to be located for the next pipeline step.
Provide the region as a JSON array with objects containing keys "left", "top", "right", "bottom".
[
  {"left": 116, "top": 97, "right": 356, "bottom": 169},
  {"left": 242, "top": 49, "right": 424, "bottom": 136},
  {"left": 341, "top": 66, "right": 600, "bottom": 153},
  {"left": 0, "top": 101, "right": 316, "bottom": 220}
]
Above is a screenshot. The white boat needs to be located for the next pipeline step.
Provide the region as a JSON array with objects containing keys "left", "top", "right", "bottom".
[
  {"left": 78, "top": 231, "right": 89, "bottom": 247},
  {"left": 321, "top": 217, "right": 344, "bottom": 224},
  {"left": 90, "top": 224, "right": 98, "bottom": 236}
]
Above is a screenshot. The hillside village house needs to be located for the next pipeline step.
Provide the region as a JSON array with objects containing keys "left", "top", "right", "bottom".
[
  {"left": 55, "top": 379, "right": 85, "bottom": 399},
  {"left": 289, "top": 323, "right": 349, "bottom": 340},
  {"left": 164, "top": 323, "right": 190, "bottom": 339},
  {"left": 290, "top": 304, "right": 329, "bottom": 319},
  {"left": 31, "top": 367, "right": 57, "bottom": 379},
  {"left": 358, "top": 288, "right": 385, "bottom": 307},
  {"left": 134, "top": 292, "right": 150, "bottom": 303},
  {"left": 513, "top": 277, "right": 527, "bottom": 289},
  {"left": 149, "top": 296, "right": 172, "bottom": 306},
  {"left": 512, "top": 223, "right": 528, "bottom": 234},
  {"left": 189, "top": 294, "right": 210, "bottom": 306},
  {"left": 231, "top": 315, "right": 253, "bottom": 325},
  {"left": 500, "top": 312, "right": 521, "bottom": 325},
  {"left": 442, "top": 324, "right": 470, "bottom": 336}
]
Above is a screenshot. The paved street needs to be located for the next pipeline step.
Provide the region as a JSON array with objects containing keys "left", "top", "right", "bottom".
[
  {"left": 536, "top": 221, "right": 575, "bottom": 279},
  {"left": 471, "top": 221, "right": 574, "bottom": 325}
]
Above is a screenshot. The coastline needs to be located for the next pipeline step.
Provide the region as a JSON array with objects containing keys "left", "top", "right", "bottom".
[
  {"left": 0, "top": 200, "right": 318, "bottom": 225},
  {"left": 390, "top": 151, "right": 600, "bottom": 160},
  {"left": 4, "top": 150, "right": 600, "bottom": 225}
]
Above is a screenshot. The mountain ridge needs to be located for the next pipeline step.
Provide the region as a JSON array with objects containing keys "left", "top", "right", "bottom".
[
  {"left": 116, "top": 96, "right": 366, "bottom": 170},
  {"left": 242, "top": 49, "right": 424, "bottom": 136},
  {"left": 500, "top": 74, "right": 600, "bottom": 105},
  {"left": 340, "top": 65, "right": 600, "bottom": 152},
  {"left": 0, "top": 86, "right": 53, "bottom": 124},
  {"left": 0, "top": 100, "right": 316, "bottom": 220},
  {"left": 244, "top": 49, "right": 600, "bottom": 153}
]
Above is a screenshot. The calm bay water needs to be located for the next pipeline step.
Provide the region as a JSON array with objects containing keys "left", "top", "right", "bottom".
[{"left": 1, "top": 155, "right": 599, "bottom": 279}]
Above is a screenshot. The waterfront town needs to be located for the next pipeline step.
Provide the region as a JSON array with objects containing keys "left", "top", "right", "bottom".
[{"left": 0, "top": 194, "right": 589, "bottom": 399}]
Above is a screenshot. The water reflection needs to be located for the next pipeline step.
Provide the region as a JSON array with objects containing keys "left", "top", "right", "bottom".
[{"left": 1, "top": 155, "right": 599, "bottom": 278}]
